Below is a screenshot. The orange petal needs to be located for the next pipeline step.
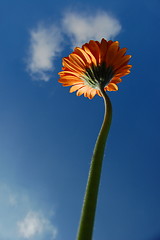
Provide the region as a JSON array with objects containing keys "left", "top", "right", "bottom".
[
  {"left": 117, "top": 47, "right": 127, "bottom": 57},
  {"left": 58, "top": 78, "right": 83, "bottom": 86},
  {"left": 59, "top": 78, "right": 81, "bottom": 84},
  {"left": 110, "top": 78, "right": 122, "bottom": 84},
  {"left": 106, "top": 41, "right": 119, "bottom": 66},
  {"left": 107, "top": 83, "right": 118, "bottom": 91},
  {"left": 89, "top": 89, "right": 97, "bottom": 99},
  {"left": 114, "top": 64, "right": 132, "bottom": 74},
  {"left": 97, "top": 90, "right": 102, "bottom": 96},
  {"left": 69, "top": 83, "right": 84, "bottom": 93},
  {"left": 87, "top": 40, "right": 100, "bottom": 64},
  {"left": 58, "top": 70, "right": 81, "bottom": 78},
  {"left": 114, "top": 70, "right": 131, "bottom": 78},
  {"left": 63, "top": 58, "right": 84, "bottom": 73},
  {"left": 83, "top": 44, "right": 97, "bottom": 66},
  {"left": 113, "top": 55, "right": 131, "bottom": 69},
  {"left": 74, "top": 47, "right": 92, "bottom": 65},
  {"left": 61, "top": 82, "right": 82, "bottom": 87},
  {"left": 100, "top": 38, "right": 108, "bottom": 63},
  {"left": 111, "top": 48, "right": 127, "bottom": 67},
  {"left": 95, "top": 40, "right": 100, "bottom": 47},
  {"left": 76, "top": 85, "right": 90, "bottom": 96},
  {"left": 84, "top": 86, "right": 92, "bottom": 98},
  {"left": 59, "top": 75, "right": 82, "bottom": 80},
  {"left": 69, "top": 53, "right": 86, "bottom": 69}
]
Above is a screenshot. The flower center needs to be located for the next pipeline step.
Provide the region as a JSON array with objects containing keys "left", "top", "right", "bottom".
[{"left": 82, "top": 62, "right": 114, "bottom": 89}]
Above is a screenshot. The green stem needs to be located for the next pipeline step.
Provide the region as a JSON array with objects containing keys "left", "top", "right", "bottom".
[{"left": 76, "top": 87, "right": 112, "bottom": 240}]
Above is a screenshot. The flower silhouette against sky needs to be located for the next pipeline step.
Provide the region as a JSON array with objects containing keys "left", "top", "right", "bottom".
[
  {"left": 58, "top": 38, "right": 132, "bottom": 240},
  {"left": 59, "top": 38, "right": 132, "bottom": 99}
]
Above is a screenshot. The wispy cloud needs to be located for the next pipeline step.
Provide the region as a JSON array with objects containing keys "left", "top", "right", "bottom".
[
  {"left": 0, "top": 183, "right": 57, "bottom": 240},
  {"left": 27, "top": 10, "right": 121, "bottom": 81},
  {"left": 17, "top": 211, "right": 57, "bottom": 239},
  {"left": 62, "top": 11, "right": 122, "bottom": 47},
  {"left": 27, "top": 23, "right": 62, "bottom": 81}
]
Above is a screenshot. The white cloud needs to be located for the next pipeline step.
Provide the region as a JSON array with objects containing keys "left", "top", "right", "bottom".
[
  {"left": 27, "top": 23, "right": 62, "bottom": 81},
  {"left": 26, "top": 10, "right": 121, "bottom": 81},
  {"left": 62, "top": 11, "right": 122, "bottom": 47},
  {"left": 17, "top": 211, "right": 57, "bottom": 239},
  {"left": 0, "top": 183, "right": 58, "bottom": 240}
]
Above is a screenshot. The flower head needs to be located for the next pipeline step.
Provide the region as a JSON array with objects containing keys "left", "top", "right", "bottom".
[{"left": 58, "top": 38, "right": 132, "bottom": 99}]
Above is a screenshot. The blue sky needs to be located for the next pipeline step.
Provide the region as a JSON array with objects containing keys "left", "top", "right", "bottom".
[{"left": 0, "top": 0, "right": 160, "bottom": 239}]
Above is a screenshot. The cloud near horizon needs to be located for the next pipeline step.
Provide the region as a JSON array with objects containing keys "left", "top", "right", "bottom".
[
  {"left": 0, "top": 183, "right": 57, "bottom": 240},
  {"left": 17, "top": 211, "right": 57, "bottom": 239},
  {"left": 27, "top": 10, "right": 122, "bottom": 81}
]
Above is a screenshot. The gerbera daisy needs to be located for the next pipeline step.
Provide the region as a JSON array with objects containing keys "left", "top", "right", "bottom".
[{"left": 58, "top": 38, "right": 132, "bottom": 99}]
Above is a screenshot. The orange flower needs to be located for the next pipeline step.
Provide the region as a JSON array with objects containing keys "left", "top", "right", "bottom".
[{"left": 58, "top": 38, "right": 132, "bottom": 99}]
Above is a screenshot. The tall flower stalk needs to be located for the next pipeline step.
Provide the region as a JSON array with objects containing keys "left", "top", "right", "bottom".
[
  {"left": 76, "top": 86, "right": 112, "bottom": 240},
  {"left": 58, "top": 38, "right": 131, "bottom": 239}
]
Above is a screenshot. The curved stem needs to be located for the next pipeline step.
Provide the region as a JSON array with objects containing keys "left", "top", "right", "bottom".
[{"left": 76, "top": 87, "right": 112, "bottom": 240}]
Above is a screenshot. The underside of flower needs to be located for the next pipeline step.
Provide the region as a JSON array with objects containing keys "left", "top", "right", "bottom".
[
  {"left": 58, "top": 39, "right": 132, "bottom": 99},
  {"left": 83, "top": 63, "right": 114, "bottom": 89}
]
